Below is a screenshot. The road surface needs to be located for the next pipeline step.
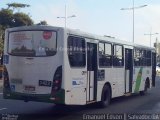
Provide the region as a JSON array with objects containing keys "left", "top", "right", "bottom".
[{"left": 0, "top": 77, "right": 160, "bottom": 120}]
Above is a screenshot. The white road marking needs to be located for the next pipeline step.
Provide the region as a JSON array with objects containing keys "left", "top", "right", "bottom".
[{"left": 0, "top": 108, "right": 7, "bottom": 111}]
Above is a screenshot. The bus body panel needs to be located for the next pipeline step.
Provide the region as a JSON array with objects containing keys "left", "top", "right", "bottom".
[
  {"left": 6, "top": 56, "right": 61, "bottom": 94},
  {"left": 64, "top": 34, "right": 88, "bottom": 105},
  {"left": 3, "top": 25, "right": 156, "bottom": 106},
  {"left": 132, "top": 67, "right": 152, "bottom": 93},
  {"left": 3, "top": 26, "right": 65, "bottom": 103},
  {"left": 111, "top": 68, "right": 125, "bottom": 97},
  {"left": 97, "top": 67, "right": 125, "bottom": 100},
  {"left": 64, "top": 68, "right": 87, "bottom": 105}
]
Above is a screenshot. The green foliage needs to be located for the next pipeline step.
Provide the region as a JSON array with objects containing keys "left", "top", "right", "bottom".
[
  {"left": 37, "top": 20, "right": 48, "bottom": 25},
  {"left": 0, "top": 3, "right": 34, "bottom": 52},
  {"left": 7, "top": 3, "right": 30, "bottom": 9},
  {"left": 13, "top": 12, "right": 33, "bottom": 26},
  {"left": 0, "top": 8, "right": 33, "bottom": 28},
  {"left": 7, "top": 3, "right": 30, "bottom": 12},
  {"left": 0, "top": 9, "right": 13, "bottom": 27},
  {"left": 0, "top": 25, "right": 4, "bottom": 52}
]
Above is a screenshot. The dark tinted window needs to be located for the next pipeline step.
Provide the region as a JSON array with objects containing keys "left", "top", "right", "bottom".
[
  {"left": 146, "top": 51, "right": 151, "bottom": 66},
  {"left": 68, "top": 36, "right": 86, "bottom": 67},
  {"left": 99, "top": 42, "right": 112, "bottom": 67},
  {"left": 113, "top": 45, "right": 124, "bottom": 66},
  {"left": 134, "top": 49, "right": 141, "bottom": 66},
  {"left": 134, "top": 48, "right": 151, "bottom": 66}
]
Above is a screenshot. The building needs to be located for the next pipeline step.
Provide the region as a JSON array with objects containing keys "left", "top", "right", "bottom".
[{"left": 154, "top": 38, "right": 160, "bottom": 63}]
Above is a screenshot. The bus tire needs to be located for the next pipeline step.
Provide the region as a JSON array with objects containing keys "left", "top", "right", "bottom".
[
  {"left": 140, "top": 81, "right": 148, "bottom": 96},
  {"left": 99, "top": 85, "right": 111, "bottom": 108},
  {"left": 55, "top": 104, "right": 66, "bottom": 107}
]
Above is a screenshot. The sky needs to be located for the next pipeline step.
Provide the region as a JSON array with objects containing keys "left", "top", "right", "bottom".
[{"left": 0, "top": 0, "right": 160, "bottom": 47}]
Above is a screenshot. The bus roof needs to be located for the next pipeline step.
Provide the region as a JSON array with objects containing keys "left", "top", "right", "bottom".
[
  {"left": 66, "top": 28, "right": 155, "bottom": 51},
  {"left": 6, "top": 25, "right": 155, "bottom": 51}
]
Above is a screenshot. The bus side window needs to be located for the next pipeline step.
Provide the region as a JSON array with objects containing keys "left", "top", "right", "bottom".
[
  {"left": 134, "top": 48, "right": 150, "bottom": 67},
  {"left": 99, "top": 42, "right": 112, "bottom": 67},
  {"left": 67, "top": 36, "right": 86, "bottom": 67},
  {"left": 134, "top": 48, "right": 141, "bottom": 66},
  {"left": 99, "top": 42, "right": 105, "bottom": 67},
  {"left": 146, "top": 50, "right": 151, "bottom": 66},
  {"left": 113, "top": 45, "right": 124, "bottom": 67}
]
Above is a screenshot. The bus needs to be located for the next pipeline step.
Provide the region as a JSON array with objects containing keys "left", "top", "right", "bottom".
[{"left": 3, "top": 26, "right": 156, "bottom": 107}]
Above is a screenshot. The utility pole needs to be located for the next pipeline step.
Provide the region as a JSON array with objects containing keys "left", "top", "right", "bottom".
[
  {"left": 121, "top": 0, "right": 147, "bottom": 43},
  {"left": 144, "top": 28, "right": 158, "bottom": 47}
]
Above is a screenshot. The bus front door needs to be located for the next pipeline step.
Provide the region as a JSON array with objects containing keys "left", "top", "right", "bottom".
[
  {"left": 125, "top": 48, "right": 133, "bottom": 93},
  {"left": 87, "top": 43, "right": 97, "bottom": 102}
]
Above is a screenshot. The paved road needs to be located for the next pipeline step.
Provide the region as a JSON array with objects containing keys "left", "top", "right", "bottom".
[{"left": 0, "top": 77, "right": 160, "bottom": 120}]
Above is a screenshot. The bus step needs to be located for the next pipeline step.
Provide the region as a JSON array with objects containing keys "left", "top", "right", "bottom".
[
  {"left": 86, "top": 100, "right": 96, "bottom": 104},
  {"left": 124, "top": 93, "right": 132, "bottom": 96}
]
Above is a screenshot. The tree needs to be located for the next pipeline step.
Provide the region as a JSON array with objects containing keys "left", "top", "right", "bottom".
[
  {"left": 0, "top": 2, "right": 33, "bottom": 28},
  {"left": 0, "top": 9, "right": 13, "bottom": 28},
  {"left": 0, "top": 3, "right": 33, "bottom": 52},
  {"left": 13, "top": 12, "right": 33, "bottom": 26},
  {"left": 0, "top": 25, "right": 5, "bottom": 50},
  {"left": 37, "top": 20, "right": 48, "bottom": 25},
  {"left": 7, "top": 3, "right": 30, "bottom": 12},
  {"left": 0, "top": 9, "right": 14, "bottom": 51}
]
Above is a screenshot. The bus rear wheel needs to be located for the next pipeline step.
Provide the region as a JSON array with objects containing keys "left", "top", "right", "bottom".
[
  {"left": 140, "top": 81, "right": 148, "bottom": 96},
  {"left": 99, "top": 85, "right": 111, "bottom": 108}
]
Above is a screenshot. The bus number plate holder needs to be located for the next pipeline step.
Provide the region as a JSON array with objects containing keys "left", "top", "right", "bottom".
[
  {"left": 39, "top": 80, "right": 52, "bottom": 87},
  {"left": 24, "top": 85, "right": 35, "bottom": 92}
]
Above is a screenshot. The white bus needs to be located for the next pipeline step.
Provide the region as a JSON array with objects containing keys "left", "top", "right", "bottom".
[{"left": 3, "top": 26, "right": 156, "bottom": 107}]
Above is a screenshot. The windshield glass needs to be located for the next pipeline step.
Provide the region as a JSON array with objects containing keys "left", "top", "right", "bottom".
[{"left": 8, "top": 30, "right": 57, "bottom": 57}]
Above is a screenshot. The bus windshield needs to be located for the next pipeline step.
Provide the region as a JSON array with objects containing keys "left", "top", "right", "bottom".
[{"left": 8, "top": 30, "right": 57, "bottom": 57}]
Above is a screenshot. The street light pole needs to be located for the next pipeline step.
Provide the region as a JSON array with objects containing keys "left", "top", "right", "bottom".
[
  {"left": 57, "top": 2, "right": 76, "bottom": 29},
  {"left": 144, "top": 28, "right": 159, "bottom": 47},
  {"left": 121, "top": 0, "right": 147, "bottom": 43},
  {"left": 65, "top": 3, "right": 67, "bottom": 29},
  {"left": 133, "top": 0, "right": 135, "bottom": 44}
]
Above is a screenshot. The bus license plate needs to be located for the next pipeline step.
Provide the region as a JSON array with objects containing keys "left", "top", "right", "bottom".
[
  {"left": 24, "top": 85, "right": 35, "bottom": 91},
  {"left": 39, "top": 80, "right": 52, "bottom": 87}
]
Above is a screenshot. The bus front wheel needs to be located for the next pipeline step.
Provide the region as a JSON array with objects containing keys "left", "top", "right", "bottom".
[{"left": 99, "top": 85, "right": 111, "bottom": 108}]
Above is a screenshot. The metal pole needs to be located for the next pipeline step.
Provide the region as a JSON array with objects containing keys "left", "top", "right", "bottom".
[
  {"left": 65, "top": 3, "right": 67, "bottom": 29},
  {"left": 150, "top": 28, "right": 152, "bottom": 47},
  {"left": 156, "top": 37, "right": 158, "bottom": 53},
  {"left": 57, "top": 0, "right": 76, "bottom": 29},
  {"left": 121, "top": 1, "right": 147, "bottom": 44},
  {"left": 133, "top": 0, "right": 135, "bottom": 43},
  {"left": 144, "top": 31, "right": 159, "bottom": 48}
]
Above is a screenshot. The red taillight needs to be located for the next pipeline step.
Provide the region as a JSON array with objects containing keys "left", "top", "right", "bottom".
[
  {"left": 51, "top": 66, "right": 62, "bottom": 95},
  {"left": 54, "top": 80, "right": 60, "bottom": 84}
]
